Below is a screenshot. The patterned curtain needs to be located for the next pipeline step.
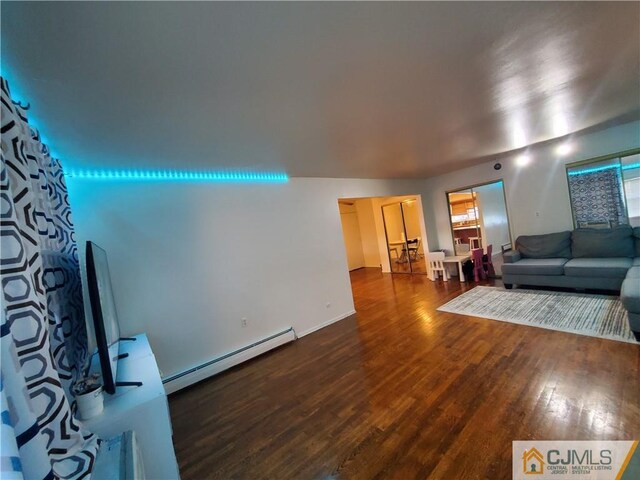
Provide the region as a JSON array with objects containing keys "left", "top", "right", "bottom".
[
  {"left": 1, "top": 377, "right": 23, "bottom": 480},
  {"left": 1, "top": 78, "right": 100, "bottom": 478},
  {"left": 567, "top": 166, "right": 628, "bottom": 227}
]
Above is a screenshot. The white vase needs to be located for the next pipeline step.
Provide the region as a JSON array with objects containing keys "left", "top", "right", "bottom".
[{"left": 76, "top": 387, "right": 104, "bottom": 420}]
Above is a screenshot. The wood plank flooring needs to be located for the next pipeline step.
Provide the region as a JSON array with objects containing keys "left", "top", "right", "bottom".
[{"left": 169, "top": 268, "right": 640, "bottom": 479}]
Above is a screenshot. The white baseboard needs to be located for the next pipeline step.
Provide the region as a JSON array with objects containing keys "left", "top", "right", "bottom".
[
  {"left": 297, "top": 310, "right": 356, "bottom": 338},
  {"left": 163, "top": 310, "right": 356, "bottom": 394},
  {"left": 162, "top": 327, "right": 296, "bottom": 394}
]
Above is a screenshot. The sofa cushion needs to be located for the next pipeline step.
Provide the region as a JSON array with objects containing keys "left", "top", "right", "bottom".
[
  {"left": 626, "top": 266, "right": 640, "bottom": 279},
  {"left": 502, "top": 258, "right": 569, "bottom": 276},
  {"left": 503, "top": 250, "right": 521, "bottom": 264},
  {"left": 633, "top": 257, "right": 640, "bottom": 267},
  {"left": 621, "top": 269, "right": 640, "bottom": 313},
  {"left": 563, "top": 258, "right": 632, "bottom": 278},
  {"left": 571, "top": 225, "right": 635, "bottom": 258},
  {"left": 515, "top": 231, "right": 571, "bottom": 259},
  {"left": 634, "top": 227, "right": 640, "bottom": 257}
]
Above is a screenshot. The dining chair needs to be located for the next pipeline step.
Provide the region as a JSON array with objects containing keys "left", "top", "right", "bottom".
[
  {"left": 483, "top": 244, "right": 496, "bottom": 277},
  {"left": 471, "top": 248, "right": 486, "bottom": 281},
  {"left": 427, "top": 252, "right": 449, "bottom": 281},
  {"left": 455, "top": 244, "right": 470, "bottom": 255},
  {"left": 406, "top": 238, "right": 421, "bottom": 261}
]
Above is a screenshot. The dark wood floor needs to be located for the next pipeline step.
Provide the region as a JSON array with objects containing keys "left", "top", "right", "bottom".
[{"left": 169, "top": 268, "right": 640, "bottom": 479}]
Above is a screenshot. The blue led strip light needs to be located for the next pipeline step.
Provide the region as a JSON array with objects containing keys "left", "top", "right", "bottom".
[
  {"left": 568, "top": 163, "right": 640, "bottom": 176},
  {"left": 64, "top": 169, "right": 289, "bottom": 183}
]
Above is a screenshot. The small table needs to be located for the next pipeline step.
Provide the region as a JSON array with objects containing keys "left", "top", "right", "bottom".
[
  {"left": 442, "top": 254, "right": 471, "bottom": 282},
  {"left": 389, "top": 240, "right": 407, "bottom": 263}
]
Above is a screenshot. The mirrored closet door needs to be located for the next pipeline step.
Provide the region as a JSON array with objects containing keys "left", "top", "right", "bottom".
[
  {"left": 382, "top": 200, "right": 427, "bottom": 274},
  {"left": 446, "top": 180, "right": 512, "bottom": 275}
]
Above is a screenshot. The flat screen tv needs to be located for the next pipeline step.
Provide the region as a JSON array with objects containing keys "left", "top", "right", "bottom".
[{"left": 86, "top": 241, "right": 121, "bottom": 394}]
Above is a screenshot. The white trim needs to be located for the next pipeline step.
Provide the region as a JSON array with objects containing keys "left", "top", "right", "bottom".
[
  {"left": 162, "top": 310, "right": 357, "bottom": 394},
  {"left": 297, "top": 310, "right": 356, "bottom": 338},
  {"left": 162, "top": 328, "right": 296, "bottom": 394}
]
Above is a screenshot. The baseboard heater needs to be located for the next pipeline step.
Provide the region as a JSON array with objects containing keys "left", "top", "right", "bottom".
[{"left": 162, "top": 327, "right": 296, "bottom": 394}]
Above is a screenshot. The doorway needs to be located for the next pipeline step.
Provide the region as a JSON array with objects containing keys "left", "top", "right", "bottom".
[
  {"left": 446, "top": 180, "right": 512, "bottom": 275},
  {"left": 337, "top": 195, "right": 429, "bottom": 276}
]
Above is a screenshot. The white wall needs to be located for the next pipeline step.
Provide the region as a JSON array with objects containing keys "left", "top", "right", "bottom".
[
  {"left": 69, "top": 177, "right": 420, "bottom": 378},
  {"left": 420, "top": 121, "right": 640, "bottom": 253}
]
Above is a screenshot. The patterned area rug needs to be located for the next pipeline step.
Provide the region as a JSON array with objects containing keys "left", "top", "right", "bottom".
[{"left": 437, "top": 286, "right": 638, "bottom": 344}]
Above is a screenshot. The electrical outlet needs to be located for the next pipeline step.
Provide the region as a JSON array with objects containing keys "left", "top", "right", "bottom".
[{"left": 241, "top": 317, "right": 248, "bottom": 328}]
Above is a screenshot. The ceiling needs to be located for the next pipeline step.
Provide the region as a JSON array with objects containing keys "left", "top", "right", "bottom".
[{"left": 2, "top": 2, "right": 639, "bottom": 178}]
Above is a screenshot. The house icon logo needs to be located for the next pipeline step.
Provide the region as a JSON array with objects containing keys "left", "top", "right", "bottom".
[{"left": 522, "top": 447, "right": 545, "bottom": 475}]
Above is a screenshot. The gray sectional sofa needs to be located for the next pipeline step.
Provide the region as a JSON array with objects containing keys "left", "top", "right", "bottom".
[{"left": 502, "top": 225, "right": 640, "bottom": 339}]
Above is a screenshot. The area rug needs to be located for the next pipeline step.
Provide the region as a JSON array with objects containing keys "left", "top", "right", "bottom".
[{"left": 437, "top": 286, "right": 638, "bottom": 344}]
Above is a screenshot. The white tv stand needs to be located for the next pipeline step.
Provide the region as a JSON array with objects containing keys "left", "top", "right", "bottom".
[{"left": 82, "top": 333, "right": 180, "bottom": 479}]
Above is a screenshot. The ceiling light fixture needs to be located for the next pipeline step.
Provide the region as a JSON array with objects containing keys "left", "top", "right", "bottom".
[
  {"left": 553, "top": 113, "right": 569, "bottom": 137},
  {"left": 512, "top": 125, "right": 527, "bottom": 149},
  {"left": 516, "top": 154, "right": 531, "bottom": 167},
  {"left": 555, "top": 143, "right": 573, "bottom": 156}
]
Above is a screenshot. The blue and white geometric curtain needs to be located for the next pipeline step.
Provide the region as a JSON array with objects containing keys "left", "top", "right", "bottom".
[
  {"left": 1, "top": 78, "right": 100, "bottom": 479},
  {"left": 567, "top": 165, "right": 628, "bottom": 227}
]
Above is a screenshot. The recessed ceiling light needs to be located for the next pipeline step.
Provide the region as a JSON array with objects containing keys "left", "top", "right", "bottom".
[
  {"left": 553, "top": 113, "right": 569, "bottom": 137},
  {"left": 555, "top": 143, "right": 572, "bottom": 156},
  {"left": 512, "top": 125, "right": 527, "bottom": 148},
  {"left": 516, "top": 154, "right": 531, "bottom": 167}
]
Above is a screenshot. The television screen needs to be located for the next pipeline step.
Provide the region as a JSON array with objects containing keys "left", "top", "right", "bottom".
[{"left": 86, "top": 241, "right": 121, "bottom": 394}]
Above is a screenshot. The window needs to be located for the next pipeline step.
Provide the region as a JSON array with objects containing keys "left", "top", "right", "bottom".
[
  {"left": 566, "top": 151, "right": 640, "bottom": 228},
  {"left": 622, "top": 154, "right": 640, "bottom": 227}
]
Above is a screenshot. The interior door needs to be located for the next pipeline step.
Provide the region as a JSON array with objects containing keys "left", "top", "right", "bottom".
[
  {"left": 474, "top": 181, "right": 511, "bottom": 256},
  {"left": 400, "top": 201, "right": 427, "bottom": 273},
  {"left": 447, "top": 180, "right": 512, "bottom": 276}
]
